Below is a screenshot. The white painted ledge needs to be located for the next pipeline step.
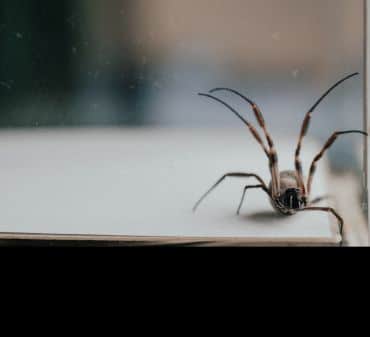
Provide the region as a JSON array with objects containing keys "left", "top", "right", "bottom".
[{"left": 0, "top": 127, "right": 339, "bottom": 245}]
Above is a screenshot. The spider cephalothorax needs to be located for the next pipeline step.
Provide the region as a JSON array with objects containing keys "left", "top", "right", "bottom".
[{"left": 193, "top": 72, "right": 368, "bottom": 243}]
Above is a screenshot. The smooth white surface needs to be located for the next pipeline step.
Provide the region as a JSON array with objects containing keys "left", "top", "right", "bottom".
[{"left": 0, "top": 128, "right": 337, "bottom": 242}]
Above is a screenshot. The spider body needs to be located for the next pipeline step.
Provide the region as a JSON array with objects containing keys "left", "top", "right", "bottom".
[
  {"left": 193, "top": 72, "right": 368, "bottom": 243},
  {"left": 270, "top": 170, "right": 307, "bottom": 215}
]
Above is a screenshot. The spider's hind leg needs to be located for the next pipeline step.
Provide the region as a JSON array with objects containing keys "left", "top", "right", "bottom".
[
  {"left": 297, "top": 206, "right": 344, "bottom": 242},
  {"left": 309, "top": 195, "right": 334, "bottom": 206},
  {"left": 306, "top": 130, "right": 367, "bottom": 196}
]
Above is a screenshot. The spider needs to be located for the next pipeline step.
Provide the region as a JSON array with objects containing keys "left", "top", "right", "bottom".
[{"left": 193, "top": 72, "right": 368, "bottom": 242}]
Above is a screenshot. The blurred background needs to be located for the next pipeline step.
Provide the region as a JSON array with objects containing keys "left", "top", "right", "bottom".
[
  {"left": 0, "top": 0, "right": 367, "bottom": 242},
  {"left": 0, "top": 0, "right": 364, "bottom": 159}
]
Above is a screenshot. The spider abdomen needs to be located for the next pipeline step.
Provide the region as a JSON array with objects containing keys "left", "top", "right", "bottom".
[{"left": 268, "top": 170, "right": 299, "bottom": 194}]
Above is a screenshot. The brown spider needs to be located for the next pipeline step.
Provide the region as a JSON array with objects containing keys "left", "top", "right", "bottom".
[{"left": 193, "top": 72, "right": 367, "bottom": 242}]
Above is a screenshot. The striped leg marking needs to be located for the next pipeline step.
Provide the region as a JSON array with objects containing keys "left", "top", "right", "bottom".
[
  {"left": 208, "top": 88, "right": 280, "bottom": 197},
  {"left": 306, "top": 130, "right": 367, "bottom": 195},
  {"left": 294, "top": 73, "right": 359, "bottom": 198}
]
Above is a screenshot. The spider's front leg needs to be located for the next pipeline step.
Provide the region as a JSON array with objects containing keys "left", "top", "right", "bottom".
[
  {"left": 193, "top": 172, "right": 267, "bottom": 212},
  {"left": 236, "top": 184, "right": 271, "bottom": 215}
]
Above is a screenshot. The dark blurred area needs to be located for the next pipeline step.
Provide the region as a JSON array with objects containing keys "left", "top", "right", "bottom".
[
  {"left": 0, "top": 0, "right": 365, "bottom": 169},
  {"left": 0, "top": 1, "right": 76, "bottom": 126},
  {"left": 0, "top": 0, "right": 150, "bottom": 126}
]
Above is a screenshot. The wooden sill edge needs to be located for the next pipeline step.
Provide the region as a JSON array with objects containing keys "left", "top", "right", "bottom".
[{"left": 0, "top": 231, "right": 340, "bottom": 246}]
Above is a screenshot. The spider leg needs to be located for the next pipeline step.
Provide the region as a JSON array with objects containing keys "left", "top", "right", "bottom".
[
  {"left": 309, "top": 195, "right": 334, "bottom": 205},
  {"left": 306, "top": 130, "right": 367, "bottom": 196},
  {"left": 209, "top": 88, "right": 274, "bottom": 149},
  {"left": 236, "top": 184, "right": 271, "bottom": 215},
  {"left": 294, "top": 73, "right": 359, "bottom": 198},
  {"left": 209, "top": 88, "right": 280, "bottom": 197},
  {"left": 199, "top": 92, "right": 280, "bottom": 196},
  {"left": 193, "top": 172, "right": 267, "bottom": 212},
  {"left": 294, "top": 112, "right": 311, "bottom": 196},
  {"left": 297, "top": 206, "right": 344, "bottom": 239},
  {"left": 198, "top": 93, "right": 270, "bottom": 157}
]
